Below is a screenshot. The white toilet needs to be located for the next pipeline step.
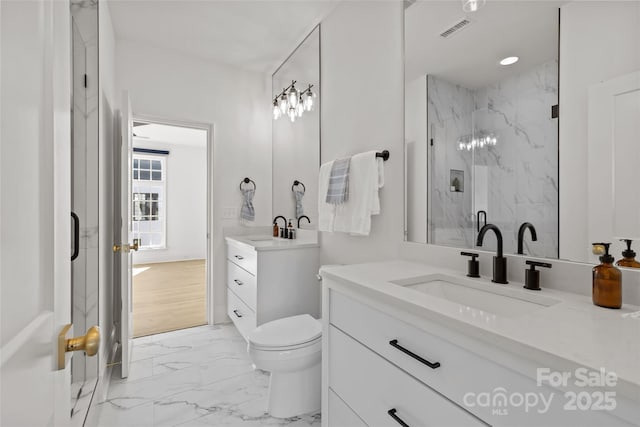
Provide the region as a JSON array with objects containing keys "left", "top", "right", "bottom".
[{"left": 247, "top": 314, "right": 322, "bottom": 419}]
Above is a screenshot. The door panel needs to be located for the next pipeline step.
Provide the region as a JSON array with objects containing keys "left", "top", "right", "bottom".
[
  {"left": 117, "top": 91, "right": 134, "bottom": 378},
  {"left": 1, "top": 0, "right": 72, "bottom": 425}
]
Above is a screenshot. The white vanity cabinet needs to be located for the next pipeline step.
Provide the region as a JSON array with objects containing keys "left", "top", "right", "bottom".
[
  {"left": 322, "top": 274, "right": 639, "bottom": 427},
  {"left": 225, "top": 237, "right": 320, "bottom": 339}
]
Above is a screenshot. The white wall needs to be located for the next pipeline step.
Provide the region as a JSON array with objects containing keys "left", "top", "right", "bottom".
[
  {"left": 115, "top": 39, "right": 272, "bottom": 323},
  {"left": 132, "top": 141, "right": 207, "bottom": 264},
  {"left": 98, "top": 0, "right": 117, "bottom": 381},
  {"left": 319, "top": 0, "right": 405, "bottom": 265},
  {"left": 559, "top": 1, "right": 640, "bottom": 262}
]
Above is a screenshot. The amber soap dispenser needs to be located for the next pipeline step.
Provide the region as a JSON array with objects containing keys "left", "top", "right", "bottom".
[
  {"left": 616, "top": 239, "right": 640, "bottom": 269},
  {"left": 592, "top": 243, "right": 622, "bottom": 309}
]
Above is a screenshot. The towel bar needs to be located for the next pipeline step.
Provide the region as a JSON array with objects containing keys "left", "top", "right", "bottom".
[
  {"left": 376, "top": 150, "right": 390, "bottom": 161},
  {"left": 239, "top": 177, "right": 256, "bottom": 191}
]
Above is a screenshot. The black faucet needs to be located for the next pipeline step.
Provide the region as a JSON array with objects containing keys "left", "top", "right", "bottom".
[
  {"left": 517, "top": 222, "right": 538, "bottom": 255},
  {"left": 297, "top": 215, "right": 310, "bottom": 228},
  {"left": 273, "top": 216, "right": 286, "bottom": 227},
  {"left": 476, "top": 224, "right": 508, "bottom": 284}
]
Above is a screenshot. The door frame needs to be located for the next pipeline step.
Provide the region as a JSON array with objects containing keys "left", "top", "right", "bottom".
[{"left": 129, "top": 114, "right": 216, "bottom": 326}]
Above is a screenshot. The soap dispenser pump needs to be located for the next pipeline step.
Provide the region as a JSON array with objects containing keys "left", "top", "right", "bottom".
[
  {"left": 592, "top": 243, "right": 622, "bottom": 309},
  {"left": 616, "top": 239, "right": 640, "bottom": 269}
]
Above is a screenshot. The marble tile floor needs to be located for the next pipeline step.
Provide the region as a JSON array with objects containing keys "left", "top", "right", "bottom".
[{"left": 88, "top": 324, "right": 321, "bottom": 427}]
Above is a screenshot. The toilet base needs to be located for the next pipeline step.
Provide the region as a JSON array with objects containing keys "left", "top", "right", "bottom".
[{"left": 267, "top": 363, "right": 321, "bottom": 418}]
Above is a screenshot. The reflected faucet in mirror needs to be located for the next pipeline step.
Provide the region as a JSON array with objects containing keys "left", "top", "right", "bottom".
[
  {"left": 476, "top": 210, "right": 487, "bottom": 232},
  {"left": 476, "top": 224, "right": 508, "bottom": 284},
  {"left": 517, "top": 222, "right": 538, "bottom": 255},
  {"left": 273, "top": 216, "right": 286, "bottom": 227},
  {"left": 298, "top": 215, "right": 310, "bottom": 229}
]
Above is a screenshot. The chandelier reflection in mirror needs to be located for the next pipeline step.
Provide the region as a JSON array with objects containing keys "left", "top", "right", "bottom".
[
  {"left": 272, "top": 80, "right": 317, "bottom": 123},
  {"left": 457, "top": 131, "right": 498, "bottom": 151}
]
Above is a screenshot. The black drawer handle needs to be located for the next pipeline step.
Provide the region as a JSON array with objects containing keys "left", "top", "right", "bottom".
[
  {"left": 389, "top": 339, "right": 440, "bottom": 369},
  {"left": 234, "top": 255, "right": 244, "bottom": 260},
  {"left": 388, "top": 408, "right": 410, "bottom": 427},
  {"left": 233, "top": 309, "right": 243, "bottom": 318},
  {"left": 234, "top": 279, "right": 243, "bottom": 286}
]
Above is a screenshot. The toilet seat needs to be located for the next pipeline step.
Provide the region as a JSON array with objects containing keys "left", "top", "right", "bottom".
[{"left": 248, "top": 314, "right": 321, "bottom": 350}]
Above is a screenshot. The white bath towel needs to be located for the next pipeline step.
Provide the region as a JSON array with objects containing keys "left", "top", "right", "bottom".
[
  {"left": 318, "top": 160, "right": 335, "bottom": 232},
  {"left": 333, "top": 151, "right": 384, "bottom": 236}
]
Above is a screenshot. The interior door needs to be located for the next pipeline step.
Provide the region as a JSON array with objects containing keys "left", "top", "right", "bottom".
[
  {"left": 588, "top": 71, "right": 640, "bottom": 260},
  {"left": 117, "top": 91, "right": 135, "bottom": 378},
  {"left": 0, "top": 0, "right": 73, "bottom": 425}
]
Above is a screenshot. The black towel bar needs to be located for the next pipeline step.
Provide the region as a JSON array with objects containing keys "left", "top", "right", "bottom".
[{"left": 376, "top": 150, "right": 390, "bottom": 161}]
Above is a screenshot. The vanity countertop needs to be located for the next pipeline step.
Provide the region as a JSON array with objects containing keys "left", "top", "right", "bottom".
[
  {"left": 321, "top": 260, "right": 640, "bottom": 399},
  {"left": 226, "top": 233, "right": 319, "bottom": 251}
]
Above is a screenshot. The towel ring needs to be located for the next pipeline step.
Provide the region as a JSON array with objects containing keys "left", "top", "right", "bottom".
[
  {"left": 292, "top": 180, "right": 306, "bottom": 193},
  {"left": 239, "top": 177, "right": 256, "bottom": 191}
]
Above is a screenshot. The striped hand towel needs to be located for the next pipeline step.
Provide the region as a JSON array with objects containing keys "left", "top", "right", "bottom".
[
  {"left": 325, "top": 157, "right": 350, "bottom": 205},
  {"left": 240, "top": 188, "right": 255, "bottom": 221}
]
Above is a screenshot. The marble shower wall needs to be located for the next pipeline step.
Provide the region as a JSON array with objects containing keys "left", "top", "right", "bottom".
[
  {"left": 426, "top": 60, "right": 559, "bottom": 257},
  {"left": 427, "top": 76, "right": 474, "bottom": 248}
]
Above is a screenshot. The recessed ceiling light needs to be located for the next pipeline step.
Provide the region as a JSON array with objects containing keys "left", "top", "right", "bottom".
[{"left": 500, "top": 56, "right": 519, "bottom": 66}]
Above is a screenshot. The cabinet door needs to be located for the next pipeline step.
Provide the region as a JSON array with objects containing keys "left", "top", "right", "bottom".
[{"left": 329, "top": 326, "right": 485, "bottom": 427}]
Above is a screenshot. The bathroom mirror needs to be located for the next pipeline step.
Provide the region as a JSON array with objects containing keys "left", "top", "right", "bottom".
[
  {"left": 404, "top": 1, "right": 560, "bottom": 258},
  {"left": 272, "top": 25, "right": 320, "bottom": 228}
]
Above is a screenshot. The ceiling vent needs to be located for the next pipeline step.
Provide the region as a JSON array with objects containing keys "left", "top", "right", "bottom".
[{"left": 440, "top": 18, "right": 473, "bottom": 38}]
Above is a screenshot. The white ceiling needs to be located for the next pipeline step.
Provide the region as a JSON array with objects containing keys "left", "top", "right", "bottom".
[
  {"left": 108, "top": 0, "right": 338, "bottom": 73},
  {"left": 133, "top": 122, "right": 208, "bottom": 147},
  {"left": 405, "top": 0, "right": 565, "bottom": 88}
]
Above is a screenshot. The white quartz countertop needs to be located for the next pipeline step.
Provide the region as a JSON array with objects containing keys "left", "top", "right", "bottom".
[
  {"left": 226, "top": 234, "right": 319, "bottom": 251},
  {"left": 321, "top": 260, "right": 640, "bottom": 398}
]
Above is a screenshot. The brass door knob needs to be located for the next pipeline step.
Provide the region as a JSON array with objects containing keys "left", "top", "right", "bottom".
[
  {"left": 113, "top": 244, "right": 121, "bottom": 253},
  {"left": 66, "top": 326, "right": 101, "bottom": 356}
]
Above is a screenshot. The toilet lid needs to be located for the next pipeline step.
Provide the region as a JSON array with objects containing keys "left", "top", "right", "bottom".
[{"left": 248, "top": 314, "right": 321, "bottom": 348}]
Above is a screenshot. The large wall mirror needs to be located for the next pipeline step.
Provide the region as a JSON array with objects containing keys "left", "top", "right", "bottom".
[
  {"left": 405, "top": 1, "right": 640, "bottom": 265},
  {"left": 272, "top": 25, "right": 320, "bottom": 228}
]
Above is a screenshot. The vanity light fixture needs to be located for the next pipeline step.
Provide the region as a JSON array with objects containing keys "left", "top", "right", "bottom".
[
  {"left": 500, "top": 56, "right": 519, "bottom": 66},
  {"left": 273, "top": 81, "right": 316, "bottom": 121},
  {"left": 462, "top": 0, "right": 485, "bottom": 13},
  {"left": 457, "top": 132, "right": 497, "bottom": 151}
]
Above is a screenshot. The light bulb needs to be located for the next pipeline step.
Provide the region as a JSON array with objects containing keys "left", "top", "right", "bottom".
[
  {"left": 279, "top": 92, "right": 288, "bottom": 114},
  {"left": 288, "top": 107, "right": 296, "bottom": 123},
  {"left": 288, "top": 85, "right": 299, "bottom": 108},
  {"left": 304, "top": 90, "right": 315, "bottom": 111},
  {"left": 462, "top": 0, "right": 485, "bottom": 12},
  {"left": 273, "top": 104, "right": 281, "bottom": 120},
  {"left": 296, "top": 101, "right": 304, "bottom": 118}
]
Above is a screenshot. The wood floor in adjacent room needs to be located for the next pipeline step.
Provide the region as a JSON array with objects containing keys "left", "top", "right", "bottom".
[{"left": 133, "top": 259, "right": 206, "bottom": 338}]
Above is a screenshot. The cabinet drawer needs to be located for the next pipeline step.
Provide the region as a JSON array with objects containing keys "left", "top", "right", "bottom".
[
  {"left": 226, "top": 242, "right": 257, "bottom": 275},
  {"left": 227, "top": 287, "right": 256, "bottom": 340},
  {"left": 328, "top": 389, "right": 367, "bottom": 427},
  {"left": 329, "top": 291, "right": 631, "bottom": 426},
  {"left": 329, "top": 325, "right": 484, "bottom": 427},
  {"left": 227, "top": 261, "right": 257, "bottom": 311}
]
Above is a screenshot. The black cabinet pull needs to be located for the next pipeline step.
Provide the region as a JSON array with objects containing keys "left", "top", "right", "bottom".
[
  {"left": 71, "top": 212, "right": 80, "bottom": 261},
  {"left": 234, "top": 255, "right": 244, "bottom": 260},
  {"left": 233, "top": 309, "right": 242, "bottom": 318},
  {"left": 388, "top": 409, "right": 410, "bottom": 427},
  {"left": 234, "top": 279, "right": 243, "bottom": 286},
  {"left": 389, "top": 339, "right": 440, "bottom": 369}
]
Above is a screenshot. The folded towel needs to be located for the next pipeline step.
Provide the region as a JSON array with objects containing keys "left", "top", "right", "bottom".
[
  {"left": 294, "top": 189, "right": 305, "bottom": 218},
  {"left": 326, "top": 157, "right": 350, "bottom": 205},
  {"left": 333, "top": 151, "right": 384, "bottom": 236},
  {"left": 240, "top": 188, "right": 255, "bottom": 222},
  {"left": 318, "top": 161, "right": 335, "bottom": 232}
]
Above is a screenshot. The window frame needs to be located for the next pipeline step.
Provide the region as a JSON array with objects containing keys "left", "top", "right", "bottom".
[{"left": 132, "top": 153, "right": 167, "bottom": 250}]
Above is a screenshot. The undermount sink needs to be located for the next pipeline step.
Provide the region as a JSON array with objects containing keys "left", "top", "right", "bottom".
[
  {"left": 246, "top": 236, "right": 275, "bottom": 242},
  {"left": 391, "top": 274, "right": 561, "bottom": 318}
]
